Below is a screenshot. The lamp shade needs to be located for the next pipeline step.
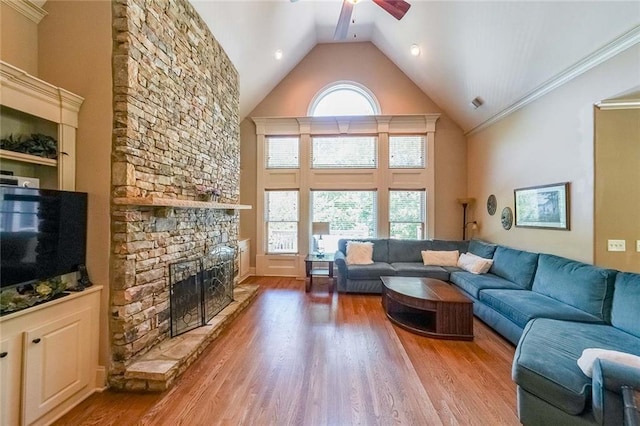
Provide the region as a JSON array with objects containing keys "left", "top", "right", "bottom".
[
  {"left": 457, "top": 198, "right": 476, "bottom": 205},
  {"left": 312, "top": 222, "right": 330, "bottom": 236}
]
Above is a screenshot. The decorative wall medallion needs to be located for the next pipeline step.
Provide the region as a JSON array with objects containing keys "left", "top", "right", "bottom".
[
  {"left": 487, "top": 194, "right": 497, "bottom": 216},
  {"left": 501, "top": 207, "right": 513, "bottom": 230}
]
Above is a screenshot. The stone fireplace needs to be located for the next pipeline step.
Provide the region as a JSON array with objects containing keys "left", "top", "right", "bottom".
[{"left": 109, "top": 0, "right": 245, "bottom": 390}]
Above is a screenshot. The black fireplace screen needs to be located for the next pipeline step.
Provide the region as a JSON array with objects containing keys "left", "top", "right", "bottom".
[
  {"left": 202, "top": 246, "right": 234, "bottom": 323},
  {"left": 169, "top": 259, "right": 203, "bottom": 337},
  {"left": 169, "top": 247, "right": 235, "bottom": 337}
]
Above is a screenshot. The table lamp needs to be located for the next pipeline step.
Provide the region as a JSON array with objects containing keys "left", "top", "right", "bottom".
[{"left": 312, "top": 222, "right": 330, "bottom": 256}]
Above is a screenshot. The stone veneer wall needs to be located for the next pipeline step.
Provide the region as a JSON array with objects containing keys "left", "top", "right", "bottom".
[{"left": 110, "top": 0, "right": 239, "bottom": 388}]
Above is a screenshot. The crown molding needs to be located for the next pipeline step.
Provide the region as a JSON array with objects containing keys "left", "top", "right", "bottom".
[
  {"left": 595, "top": 99, "right": 640, "bottom": 110},
  {"left": 252, "top": 114, "right": 440, "bottom": 136},
  {"left": 466, "top": 25, "right": 640, "bottom": 136},
  {"left": 1, "top": 0, "right": 48, "bottom": 23}
]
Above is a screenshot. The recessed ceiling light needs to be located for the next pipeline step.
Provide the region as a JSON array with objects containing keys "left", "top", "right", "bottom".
[
  {"left": 410, "top": 44, "right": 420, "bottom": 57},
  {"left": 274, "top": 49, "right": 283, "bottom": 60}
]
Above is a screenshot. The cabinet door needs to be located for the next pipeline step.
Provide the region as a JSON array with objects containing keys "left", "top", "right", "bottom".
[
  {"left": 0, "top": 335, "right": 22, "bottom": 426},
  {"left": 22, "top": 308, "right": 91, "bottom": 425}
]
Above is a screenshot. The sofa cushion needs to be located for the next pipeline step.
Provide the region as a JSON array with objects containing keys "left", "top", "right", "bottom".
[
  {"left": 338, "top": 239, "right": 389, "bottom": 263},
  {"left": 611, "top": 272, "right": 640, "bottom": 338},
  {"left": 390, "top": 263, "right": 450, "bottom": 281},
  {"left": 513, "top": 318, "right": 640, "bottom": 416},
  {"left": 457, "top": 252, "right": 493, "bottom": 274},
  {"left": 431, "top": 239, "right": 469, "bottom": 253},
  {"left": 577, "top": 348, "right": 640, "bottom": 378},
  {"left": 450, "top": 271, "right": 522, "bottom": 299},
  {"left": 421, "top": 250, "right": 459, "bottom": 266},
  {"left": 468, "top": 239, "right": 497, "bottom": 259},
  {"left": 480, "top": 289, "right": 604, "bottom": 329},
  {"left": 489, "top": 246, "right": 539, "bottom": 289},
  {"left": 388, "top": 239, "right": 433, "bottom": 263},
  {"left": 531, "top": 254, "right": 616, "bottom": 321},
  {"left": 346, "top": 241, "right": 374, "bottom": 265},
  {"left": 346, "top": 262, "right": 396, "bottom": 280}
]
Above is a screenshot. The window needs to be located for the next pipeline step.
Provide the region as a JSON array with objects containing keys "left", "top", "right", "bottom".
[
  {"left": 389, "top": 135, "right": 425, "bottom": 168},
  {"left": 265, "top": 191, "right": 298, "bottom": 253},
  {"left": 389, "top": 190, "right": 425, "bottom": 239},
  {"left": 312, "top": 136, "right": 377, "bottom": 168},
  {"left": 309, "top": 82, "right": 380, "bottom": 116},
  {"left": 266, "top": 137, "right": 299, "bottom": 168},
  {"left": 311, "top": 191, "right": 377, "bottom": 253}
]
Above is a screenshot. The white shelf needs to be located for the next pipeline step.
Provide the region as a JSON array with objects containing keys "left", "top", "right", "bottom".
[{"left": 0, "top": 149, "right": 57, "bottom": 167}]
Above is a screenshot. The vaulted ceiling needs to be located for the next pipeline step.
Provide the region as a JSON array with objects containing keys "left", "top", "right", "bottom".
[{"left": 190, "top": 1, "right": 640, "bottom": 133}]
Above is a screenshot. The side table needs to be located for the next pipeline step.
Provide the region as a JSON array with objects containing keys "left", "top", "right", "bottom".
[{"left": 304, "top": 253, "right": 335, "bottom": 293}]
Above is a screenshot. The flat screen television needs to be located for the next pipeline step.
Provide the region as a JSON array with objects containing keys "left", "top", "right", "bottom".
[{"left": 1, "top": 185, "right": 88, "bottom": 288}]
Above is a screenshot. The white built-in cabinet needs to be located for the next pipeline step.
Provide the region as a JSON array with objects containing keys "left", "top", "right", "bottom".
[
  {"left": 0, "top": 61, "right": 102, "bottom": 425},
  {"left": 0, "top": 60, "right": 83, "bottom": 190},
  {"left": 0, "top": 286, "right": 102, "bottom": 426}
]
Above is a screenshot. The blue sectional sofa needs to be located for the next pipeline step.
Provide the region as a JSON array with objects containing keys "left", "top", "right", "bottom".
[
  {"left": 333, "top": 238, "right": 469, "bottom": 293},
  {"left": 333, "top": 238, "right": 640, "bottom": 425}
]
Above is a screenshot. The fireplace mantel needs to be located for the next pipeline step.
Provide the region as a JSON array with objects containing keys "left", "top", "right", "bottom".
[{"left": 113, "top": 197, "right": 252, "bottom": 210}]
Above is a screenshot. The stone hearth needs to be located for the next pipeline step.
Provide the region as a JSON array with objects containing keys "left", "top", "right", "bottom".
[{"left": 123, "top": 284, "right": 258, "bottom": 392}]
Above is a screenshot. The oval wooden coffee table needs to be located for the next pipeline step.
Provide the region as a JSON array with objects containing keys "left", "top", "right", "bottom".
[{"left": 381, "top": 276, "right": 473, "bottom": 340}]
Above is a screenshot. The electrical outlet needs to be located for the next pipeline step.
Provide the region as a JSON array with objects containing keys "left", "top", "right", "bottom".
[{"left": 607, "top": 239, "right": 626, "bottom": 252}]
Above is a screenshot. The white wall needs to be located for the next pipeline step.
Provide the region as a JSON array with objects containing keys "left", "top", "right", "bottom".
[{"left": 467, "top": 44, "right": 640, "bottom": 263}]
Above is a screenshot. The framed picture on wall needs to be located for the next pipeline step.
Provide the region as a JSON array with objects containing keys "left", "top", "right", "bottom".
[{"left": 514, "top": 182, "right": 570, "bottom": 230}]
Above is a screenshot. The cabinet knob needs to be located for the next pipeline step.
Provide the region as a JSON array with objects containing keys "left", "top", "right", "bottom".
[
  {"left": 0, "top": 352, "right": 7, "bottom": 358},
  {"left": 32, "top": 338, "right": 41, "bottom": 344}
]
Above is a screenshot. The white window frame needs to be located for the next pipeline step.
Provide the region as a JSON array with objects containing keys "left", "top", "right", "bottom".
[
  {"left": 253, "top": 112, "right": 439, "bottom": 278},
  {"left": 264, "top": 190, "right": 299, "bottom": 254},
  {"left": 389, "top": 190, "right": 426, "bottom": 240},
  {"left": 311, "top": 135, "right": 378, "bottom": 169},
  {"left": 265, "top": 136, "right": 300, "bottom": 169},
  {"left": 389, "top": 135, "right": 426, "bottom": 168},
  {"left": 308, "top": 81, "right": 381, "bottom": 116}
]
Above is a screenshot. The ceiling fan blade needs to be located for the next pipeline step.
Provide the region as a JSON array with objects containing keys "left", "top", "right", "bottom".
[
  {"left": 334, "top": 1, "right": 354, "bottom": 40},
  {"left": 372, "top": 0, "right": 411, "bottom": 20}
]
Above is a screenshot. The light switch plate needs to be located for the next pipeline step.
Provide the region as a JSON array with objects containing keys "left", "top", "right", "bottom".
[
  {"left": 637, "top": 240, "right": 640, "bottom": 252},
  {"left": 607, "top": 239, "right": 626, "bottom": 252}
]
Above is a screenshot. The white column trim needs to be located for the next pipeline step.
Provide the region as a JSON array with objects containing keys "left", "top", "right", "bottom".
[{"left": 1, "top": 0, "right": 47, "bottom": 24}]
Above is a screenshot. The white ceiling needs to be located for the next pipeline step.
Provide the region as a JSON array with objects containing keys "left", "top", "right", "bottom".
[{"left": 190, "top": 0, "right": 640, "bottom": 132}]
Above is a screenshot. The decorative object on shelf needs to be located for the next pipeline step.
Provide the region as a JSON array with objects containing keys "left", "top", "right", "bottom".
[
  {"left": 457, "top": 198, "right": 476, "bottom": 240},
  {"left": 197, "top": 186, "right": 222, "bottom": 202},
  {"left": 68, "top": 264, "right": 92, "bottom": 292},
  {"left": 487, "top": 194, "right": 497, "bottom": 215},
  {"left": 501, "top": 207, "right": 513, "bottom": 230},
  {"left": 312, "top": 221, "right": 331, "bottom": 257},
  {"left": 0, "top": 133, "right": 58, "bottom": 159},
  {"left": 0, "top": 277, "right": 66, "bottom": 316},
  {"left": 514, "top": 182, "right": 570, "bottom": 230}
]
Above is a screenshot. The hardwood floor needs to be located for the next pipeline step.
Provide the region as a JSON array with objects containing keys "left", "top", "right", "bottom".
[{"left": 55, "top": 276, "right": 519, "bottom": 425}]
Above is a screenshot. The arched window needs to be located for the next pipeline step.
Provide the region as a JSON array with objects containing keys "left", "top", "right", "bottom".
[{"left": 308, "top": 81, "right": 380, "bottom": 116}]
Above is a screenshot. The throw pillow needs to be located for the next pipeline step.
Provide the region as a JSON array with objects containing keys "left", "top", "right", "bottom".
[
  {"left": 577, "top": 348, "right": 640, "bottom": 378},
  {"left": 421, "top": 250, "right": 459, "bottom": 267},
  {"left": 458, "top": 252, "right": 494, "bottom": 274},
  {"left": 346, "top": 241, "right": 374, "bottom": 265}
]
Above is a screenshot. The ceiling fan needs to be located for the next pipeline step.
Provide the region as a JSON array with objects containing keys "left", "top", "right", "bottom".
[{"left": 291, "top": 0, "right": 412, "bottom": 41}]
